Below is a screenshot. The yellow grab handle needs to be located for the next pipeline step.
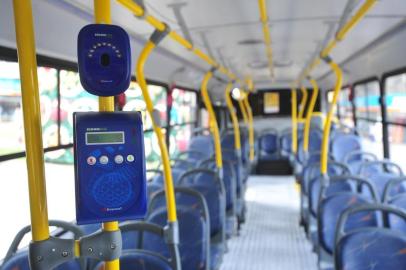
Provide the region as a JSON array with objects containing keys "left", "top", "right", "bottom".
[
  {"left": 243, "top": 95, "right": 255, "bottom": 161},
  {"left": 320, "top": 60, "right": 343, "bottom": 174},
  {"left": 201, "top": 71, "right": 223, "bottom": 169},
  {"left": 13, "top": 0, "right": 50, "bottom": 242},
  {"left": 303, "top": 79, "right": 319, "bottom": 152},
  {"left": 137, "top": 41, "right": 177, "bottom": 222},
  {"left": 290, "top": 88, "right": 298, "bottom": 154},
  {"left": 298, "top": 86, "right": 308, "bottom": 120},
  {"left": 225, "top": 83, "right": 241, "bottom": 150}
]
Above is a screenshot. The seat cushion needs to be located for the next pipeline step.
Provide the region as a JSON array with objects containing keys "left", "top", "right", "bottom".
[{"left": 335, "top": 229, "right": 406, "bottom": 270}]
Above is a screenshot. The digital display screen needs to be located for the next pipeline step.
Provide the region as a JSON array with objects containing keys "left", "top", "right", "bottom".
[{"left": 86, "top": 132, "right": 124, "bottom": 145}]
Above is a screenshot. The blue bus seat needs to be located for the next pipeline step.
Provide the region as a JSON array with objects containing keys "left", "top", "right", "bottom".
[
  {"left": 258, "top": 129, "right": 279, "bottom": 161},
  {"left": 147, "top": 187, "right": 210, "bottom": 270},
  {"left": 317, "top": 176, "right": 379, "bottom": 259},
  {"left": 330, "top": 133, "right": 362, "bottom": 162},
  {"left": 0, "top": 220, "right": 85, "bottom": 270},
  {"left": 335, "top": 204, "right": 406, "bottom": 270}
]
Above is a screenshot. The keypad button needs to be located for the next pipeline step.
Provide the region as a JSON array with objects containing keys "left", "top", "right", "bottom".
[
  {"left": 114, "top": 155, "right": 124, "bottom": 164},
  {"left": 99, "top": 155, "right": 109, "bottom": 165},
  {"left": 87, "top": 156, "right": 96, "bottom": 165},
  {"left": 127, "top": 155, "right": 135, "bottom": 162}
]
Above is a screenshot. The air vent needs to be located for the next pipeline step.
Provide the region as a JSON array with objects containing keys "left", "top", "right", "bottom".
[
  {"left": 248, "top": 61, "right": 268, "bottom": 69},
  {"left": 274, "top": 60, "right": 293, "bottom": 68},
  {"left": 238, "top": 39, "right": 263, "bottom": 46}
]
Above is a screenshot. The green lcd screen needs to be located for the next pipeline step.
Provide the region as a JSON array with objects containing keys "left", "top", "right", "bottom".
[{"left": 86, "top": 132, "right": 124, "bottom": 145}]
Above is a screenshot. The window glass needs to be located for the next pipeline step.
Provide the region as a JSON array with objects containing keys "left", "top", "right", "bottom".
[
  {"left": 354, "top": 84, "right": 368, "bottom": 118},
  {"left": 0, "top": 61, "right": 59, "bottom": 155},
  {"left": 123, "top": 82, "right": 167, "bottom": 170},
  {"left": 170, "top": 88, "right": 197, "bottom": 125},
  {"left": 357, "top": 119, "right": 383, "bottom": 158},
  {"left": 388, "top": 124, "right": 406, "bottom": 171},
  {"left": 385, "top": 73, "right": 406, "bottom": 124},
  {"left": 338, "top": 87, "right": 354, "bottom": 127},
  {"left": 354, "top": 81, "right": 381, "bottom": 120},
  {"left": 0, "top": 61, "right": 24, "bottom": 155},
  {"left": 123, "top": 82, "right": 167, "bottom": 129}
]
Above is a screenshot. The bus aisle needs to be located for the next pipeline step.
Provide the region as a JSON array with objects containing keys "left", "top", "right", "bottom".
[{"left": 221, "top": 176, "right": 317, "bottom": 270}]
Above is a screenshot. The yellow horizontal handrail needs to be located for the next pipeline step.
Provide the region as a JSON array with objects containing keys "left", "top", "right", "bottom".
[
  {"left": 299, "top": 0, "right": 377, "bottom": 80},
  {"left": 116, "top": 0, "right": 240, "bottom": 82}
]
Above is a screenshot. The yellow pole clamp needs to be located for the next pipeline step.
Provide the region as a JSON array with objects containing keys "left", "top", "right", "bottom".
[
  {"left": 320, "top": 58, "right": 343, "bottom": 174},
  {"left": 225, "top": 83, "right": 241, "bottom": 151},
  {"left": 201, "top": 70, "right": 223, "bottom": 169},
  {"left": 303, "top": 78, "right": 319, "bottom": 153},
  {"left": 12, "top": 0, "right": 50, "bottom": 242},
  {"left": 290, "top": 88, "right": 298, "bottom": 154}
]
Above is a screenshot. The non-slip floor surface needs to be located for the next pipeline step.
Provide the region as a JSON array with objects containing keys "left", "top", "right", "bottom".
[{"left": 221, "top": 176, "right": 318, "bottom": 270}]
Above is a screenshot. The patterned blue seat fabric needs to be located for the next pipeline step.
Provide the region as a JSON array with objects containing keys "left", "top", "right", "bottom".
[
  {"left": 330, "top": 134, "right": 361, "bottom": 162},
  {"left": 94, "top": 250, "right": 172, "bottom": 270},
  {"left": 145, "top": 206, "right": 207, "bottom": 270},
  {"left": 259, "top": 132, "right": 279, "bottom": 160},
  {"left": 335, "top": 229, "right": 406, "bottom": 270},
  {"left": 318, "top": 194, "right": 377, "bottom": 254}
]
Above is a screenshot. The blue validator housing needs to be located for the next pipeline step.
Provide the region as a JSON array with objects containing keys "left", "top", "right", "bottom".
[
  {"left": 77, "top": 24, "right": 131, "bottom": 96},
  {"left": 73, "top": 112, "right": 147, "bottom": 224}
]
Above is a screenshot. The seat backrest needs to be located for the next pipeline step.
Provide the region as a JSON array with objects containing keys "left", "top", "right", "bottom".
[
  {"left": 331, "top": 134, "right": 362, "bottom": 162},
  {"left": 388, "top": 194, "right": 406, "bottom": 232},
  {"left": 179, "top": 169, "right": 225, "bottom": 237},
  {"left": 259, "top": 129, "right": 279, "bottom": 155},
  {"left": 119, "top": 221, "right": 180, "bottom": 270},
  {"left": 0, "top": 220, "right": 85, "bottom": 270},
  {"left": 188, "top": 135, "right": 214, "bottom": 161},
  {"left": 382, "top": 177, "right": 406, "bottom": 203},
  {"left": 318, "top": 175, "right": 380, "bottom": 255},
  {"left": 335, "top": 204, "right": 406, "bottom": 270}
]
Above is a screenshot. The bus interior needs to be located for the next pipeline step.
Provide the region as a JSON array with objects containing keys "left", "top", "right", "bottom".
[{"left": 1, "top": 0, "right": 406, "bottom": 270}]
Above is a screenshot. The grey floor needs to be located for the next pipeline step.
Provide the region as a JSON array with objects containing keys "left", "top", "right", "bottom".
[{"left": 221, "top": 176, "right": 318, "bottom": 270}]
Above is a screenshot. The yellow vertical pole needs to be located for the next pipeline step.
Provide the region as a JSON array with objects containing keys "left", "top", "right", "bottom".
[
  {"left": 12, "top": 0, "right": 50, "bottom": 242},
  {"left": 320, "top": 60, "right": 343, "bottom": 174},
  {"left": 298, "top": 86, "right": 308, "bottom": 120},
  {"left": 243, "top": 94, "right": 255, "bottom": 161},
  {"left": 303, "top": 79, "right": 319, "bottom": 153},
  {"left": 291, "top": 88, "right": 298, "bottom": 154},
  {"left": 225, "top": 83, "right": 241, "bottom": 151},
  {"left": 136, "top": 41, "right": 178, "bottom": 222},
  {"left": 93, "top": 1, "right": 120, "bottom": 269},
  {"left": 238, "top": 95, "right": 249, "bottom": 125},
  {"left": 201, "top": 71, "right": 223, "bottom": 169}
]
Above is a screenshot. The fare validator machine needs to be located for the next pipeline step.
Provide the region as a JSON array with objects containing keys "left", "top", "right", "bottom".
[{"left": 75, "top": 24, "right": 147, "bottom": 224}]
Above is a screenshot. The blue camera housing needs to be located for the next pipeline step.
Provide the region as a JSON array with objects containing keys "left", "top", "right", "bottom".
[
  {"left": 77, "top": 24, "right": 131, "bottom": 96},
  {"left": 73, "top": 112, "right": 147, "bottom": 224}
]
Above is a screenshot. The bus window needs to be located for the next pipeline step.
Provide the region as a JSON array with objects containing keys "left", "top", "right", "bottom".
[
  {"left": 169, "top": 88, "right": 197, "bottom": 156},
  {"left": 385, "top": 72, "right": 406, "bottom": 170},
  {"left": 123, "top": 82, "right": 167, "bottom": 170},
  {"left": 338, "top": 87, "right": 354, "bottom": 128},
  {"left": 354, "top": 81, "right": 383, "bottom": 158}
]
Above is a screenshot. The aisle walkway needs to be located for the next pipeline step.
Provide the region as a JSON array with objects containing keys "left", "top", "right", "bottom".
[{"left": 221, "top": 176, "right": 318, "bottom": 270}]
